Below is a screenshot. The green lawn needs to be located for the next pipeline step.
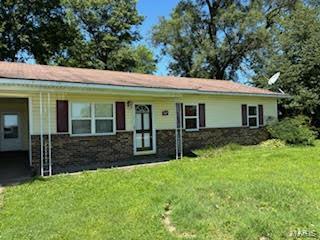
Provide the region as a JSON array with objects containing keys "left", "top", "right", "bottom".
[{"left": 1, "top": 142, "right": 320, "bottom": 240}]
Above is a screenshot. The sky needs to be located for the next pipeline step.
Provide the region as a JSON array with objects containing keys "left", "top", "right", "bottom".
[
  {"left": 25, "top": 0, "right": 250, "bottom": 81},
  {"left": 136, "top": 0, "right": 180, "bottom": 76},
  {"left": 136, "top": 0, "right": 251, "bottom": 82}
]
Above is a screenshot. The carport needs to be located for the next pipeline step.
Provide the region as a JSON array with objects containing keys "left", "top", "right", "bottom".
[
  {"left": 0, "top": 97, "right": 32, "bottom": 185},
  {"left": 0, "top": 152, "right": 32, "bottom": 185}
]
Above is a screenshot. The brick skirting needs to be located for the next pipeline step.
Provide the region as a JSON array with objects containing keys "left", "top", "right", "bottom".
[
  {"left": 31, "top": 132, "right": 134, "bottom": 174},
  {"left": 31, "top": 127, "right": 269, "bottom": 174},
  {"left": 183, "top": 127, "right": 269, "bottom": 151}
]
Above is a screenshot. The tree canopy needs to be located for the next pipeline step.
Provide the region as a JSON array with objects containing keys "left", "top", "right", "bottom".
[
  {"left": 0, "top": 0, "right": 157, "bottom": 73},
  {"left": 252, "top": 2, "right": 320, "bottom": 126},
  {"left": 152, "top": 0, "right": 296, "bottom": 80},
  {"left": 0, "top": 0, "right": 76, "bottom": 63}
]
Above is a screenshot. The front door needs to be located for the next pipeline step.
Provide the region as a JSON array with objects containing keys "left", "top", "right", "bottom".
[
  {"left": 134, "top": 105, "right": 154, "bottom": 154},
  {"left": 1, "top": 113, "right": 22, "bottom": 152}
]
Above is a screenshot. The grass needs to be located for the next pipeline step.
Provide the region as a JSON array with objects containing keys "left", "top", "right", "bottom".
[{"left": 0, "top": 142, "right": 320, "bottom": 240}]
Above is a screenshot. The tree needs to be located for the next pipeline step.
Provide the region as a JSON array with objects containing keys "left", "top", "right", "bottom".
[
  {"left": 0, "top": 0, "right": 157, "bottom": 73},
  {"left": 97, "top": 44, "right": 157, "bottom": 74},
  {"left": 0, "top": 0, "right": 76, "bottom": 63},
  {"left": 129, "top": 45, "right": 157, "bottom": 74},
  {"left": 56, "top": 0, "right": 143, "bottom": 69},
  {"left": 252, "top": 2, "right": 320, "bottom": 126},
  {"left": 152, "top": 0, "right": 296, "bottom": 80}
]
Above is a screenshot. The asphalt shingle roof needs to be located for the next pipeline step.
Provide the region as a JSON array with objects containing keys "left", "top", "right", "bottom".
[{"left": 0, "top": 61, "right": 279, "bottom": 96}]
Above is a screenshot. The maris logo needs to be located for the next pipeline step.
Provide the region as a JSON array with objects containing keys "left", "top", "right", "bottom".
[{"left": 289, "top": 229, "right": 318, "bottom": 239}]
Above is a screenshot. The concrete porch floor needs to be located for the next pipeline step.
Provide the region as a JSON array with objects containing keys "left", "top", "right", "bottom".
[{"left": 0, "top": 151, "right": 32, "bottom": 186}]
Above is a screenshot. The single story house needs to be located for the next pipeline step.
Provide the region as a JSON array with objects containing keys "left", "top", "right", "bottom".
[{"left": 0, "top": 62, "right": 285, "bottom": 177}]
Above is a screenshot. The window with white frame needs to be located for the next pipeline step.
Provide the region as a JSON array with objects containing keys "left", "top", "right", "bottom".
[
  {"left": 248, "top": 105, "right": 258, "bottom": 128},
  {"left": 184, "top": 105, "right": 198, "bottom": 130},
  {"left": 71, "top": 103, "right": 115, "bottom": 135}
]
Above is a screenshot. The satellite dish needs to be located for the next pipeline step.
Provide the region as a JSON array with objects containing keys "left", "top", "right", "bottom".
[
  {"left": 268, "top": 72, "right": 280, "bottom": 85},
  {"left": 267, "top": 72, "right": 285, "bottom": 94}
]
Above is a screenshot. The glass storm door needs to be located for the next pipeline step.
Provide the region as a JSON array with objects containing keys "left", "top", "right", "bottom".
[
  {"left": 1, "top": 113, "right": 22, "bottom": 151},
  {"left": 134, "top": 105, "right": 153, "bottom": 153}
]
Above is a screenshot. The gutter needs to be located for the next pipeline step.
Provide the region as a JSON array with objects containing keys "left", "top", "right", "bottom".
[{"left": 0, "top": 77, "right": 289, "bottom": 98}]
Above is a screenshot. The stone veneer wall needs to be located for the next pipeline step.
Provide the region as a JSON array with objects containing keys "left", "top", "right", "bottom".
[{"left": 31, "top": 127, "right": 269, "bottom": 174}]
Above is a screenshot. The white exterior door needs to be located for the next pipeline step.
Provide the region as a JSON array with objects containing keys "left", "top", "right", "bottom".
[
  {"left": 134, "top": 105, "right": 155, "bottom": 155},
  {"left": 1, "top": 113, "right": 22, "bottom": 151}
]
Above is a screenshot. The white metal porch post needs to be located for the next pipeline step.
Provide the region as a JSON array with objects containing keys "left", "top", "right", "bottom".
[
  {"left": 40, "top": 92, "right": 44, "bottom": 176},
  {"left": 28, "top": 97, "right": 33, "bottom": 167},
  {"left": 40, "top": 92, "right": 53, "bottom": 177},
  {"left": 175, "top": 103, "right": 183, "bottom": 160},
  {"left": 47, "top": 93, "right": 52, "bottom": 176}
]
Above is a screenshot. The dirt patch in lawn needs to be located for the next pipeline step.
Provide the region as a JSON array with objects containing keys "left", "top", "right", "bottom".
[{"left": 162, "top": 202, "right": 196, "bottom": 239}]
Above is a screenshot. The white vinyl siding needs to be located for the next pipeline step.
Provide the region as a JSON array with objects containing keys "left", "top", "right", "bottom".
[
  {"left": 182, "top": 95, "right": 277, "bottom": 128},
  {"left": 0, "top": 86, "right": 278, "bottom": 135}
]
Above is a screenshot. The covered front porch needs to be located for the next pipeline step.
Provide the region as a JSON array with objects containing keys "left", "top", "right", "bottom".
[
  {"left": 0, "top": 96, "right": 33, "bottom": 184},
  {"left": 0, "top": 151, "right": 32, "bottom": 185}
]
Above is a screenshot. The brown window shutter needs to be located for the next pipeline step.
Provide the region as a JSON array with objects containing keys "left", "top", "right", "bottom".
[
  {"left": 116, "top": 102, "right": 126, "bottom": 131},
  {"left": 56, "top": 100, "right": 69, "bottom": 133},
  {"left": 258, "top": 105, "right": 264, "bottom": 126},
  {"left": 241, "top": 104, "right": 248, "bottom": 126},
  {"left": 199, "top": 103, "right": 206, "bottom": 128}
]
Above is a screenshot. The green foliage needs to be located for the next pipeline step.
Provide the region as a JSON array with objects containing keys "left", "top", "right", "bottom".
[
  {"left": 152, "top": 0, "right": 295, "bottom": 80},
  {"left": 105, "top": 45, "right": 157, "bottom": 74},
  {"left": 195, "top": 143, "right": 242, "bottom": 158},
  {"left": 223, "top": 143, "right": 243, "bottom": 151},
  {"left": 252, "top": 2, "right": 320, "bottom": 125},
  {"left": 1, "top": 142, "right": 320, "bottom": 239},
  {"left": 0, "top": 0, "right": 157, "bottom": 73},
  {"left": 132, "top": 45, "right": 157, "bottom": 74},
  {"left": 57, "top": 0, "right": 153, "bottom": 71},
  {"left": 259, "top": 139, "right": 286, "bottom": 148},
  {"left": 0, "top": 0, "right": 77, "bottom": 63},
  {"left": 267, "top": 116, "right": 317, "bottom": 145}
]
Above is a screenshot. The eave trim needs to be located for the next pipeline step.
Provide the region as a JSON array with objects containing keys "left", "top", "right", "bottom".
[{"left": 0, "top": 78, "right": 289, "bottom": 98}]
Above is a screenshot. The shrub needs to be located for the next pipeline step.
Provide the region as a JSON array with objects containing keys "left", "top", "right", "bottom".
[
  {"left": 259, "top": 139, "right": 286, "bottom": 148},
  {"left": 267, "top": 116, "right": 317, "bottom": 145}
]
